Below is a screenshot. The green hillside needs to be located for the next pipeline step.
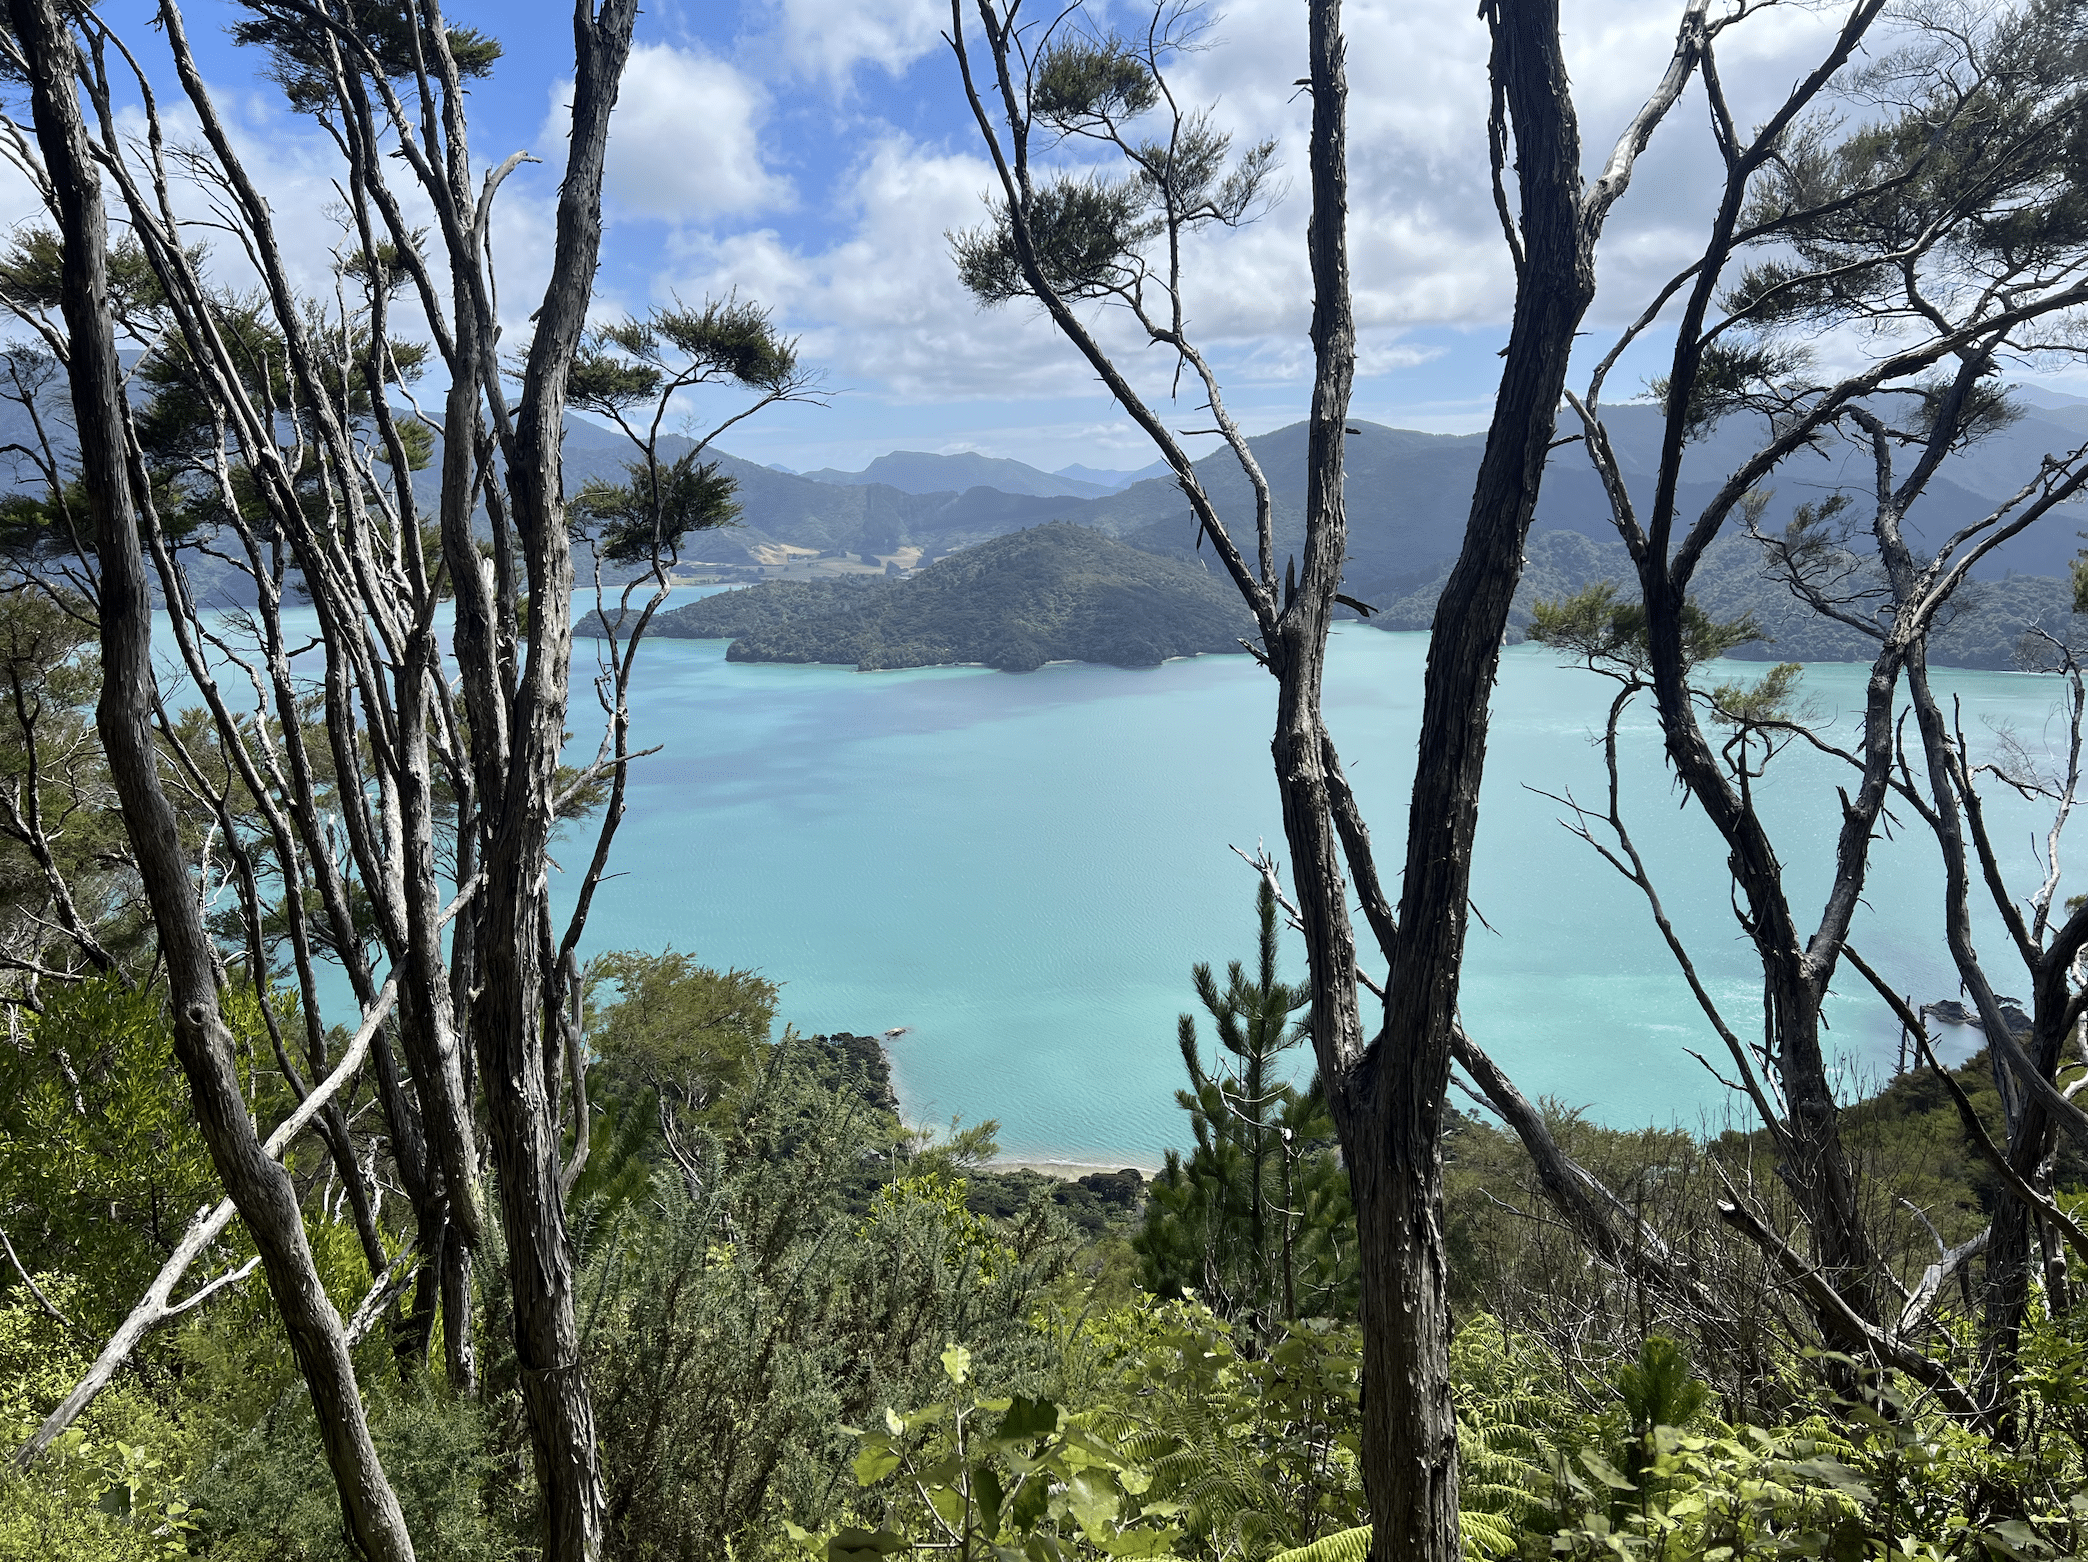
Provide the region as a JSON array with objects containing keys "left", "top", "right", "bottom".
[
  {"left": 625, "top": 522, "right": 1256, "bottom": 671},
  {"left": 1366, "top": 527, "right": 2078, "bottom": 670}
]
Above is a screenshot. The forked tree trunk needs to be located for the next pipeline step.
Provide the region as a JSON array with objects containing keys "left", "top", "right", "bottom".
[
  {"left": 1342, "top": 5, "right": 1625, "bottom": 1553},
  {"left": 456, "top": 4, "right": 637, "bottom": 1556},
  {"left": 1901, "top": 646, "right": 2088, "bottom": 1420},
  {"left": 947, "top": 0, "right": 1702, "bottom": 1548},
  {"left": 1641, "top": 571, "right": 1883, "bottom": 1323},
  {"left": 1595, "top": 1, "right": 1896, "bottom": 1329},
  {"left": 6, "top": 2, "right": 416, "bottom": 1557}
]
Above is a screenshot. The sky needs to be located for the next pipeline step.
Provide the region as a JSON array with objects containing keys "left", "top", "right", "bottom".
[{"left": 20, "top": 0, "right": 2088, "bottom": 476}]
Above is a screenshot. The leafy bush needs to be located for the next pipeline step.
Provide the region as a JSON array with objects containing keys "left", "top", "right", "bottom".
[
  {"left": 1050, "top": 1296, "right": 1365, "bottom": 1561},
  {"left": 583, "top": 1036, "right": 1075, "bottom": 1561},
  {"left": 0, "top": 980, "right": 221, "bottom": 1334},
  {"left": 0, "top": 1437, "right": 184, "bottom": 1562},
  {"left": 0, "top": 1280, "right": 196, "bottom": 1562},
  {"left": 186, "top": 1387, "right": 527, "bottom": 1562},
  {"left": 799, "top": 1343, "right": 1180, "bottom": 1561}
]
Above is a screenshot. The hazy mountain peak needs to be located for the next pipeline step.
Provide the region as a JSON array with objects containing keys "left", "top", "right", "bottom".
[
  {"left": 1054, "top": 460, "right": 1171, "bottom": 490},
  {"left": 2007, "top": 382, "right": 2088, "bottom": 411},
  {"left": 798, "top": 449, "right": 1112, "bottom": 499}
]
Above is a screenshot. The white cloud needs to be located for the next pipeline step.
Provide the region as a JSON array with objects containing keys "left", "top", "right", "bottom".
[
  {"left": 659, "top": 135, "right": 1093, "bottom": 402},
  {"left": 1140, "top": 0, "right": 1866, "bottom": 342},
  {"left": 35, "top": 0, "right": 1946, "bottom": 470},
  {"left": 758, "top": 0, "right": 945, "bottom": 82},
  {"left": 551, "top": 43, "right": 793, "bottom": 223},
  {"left": 700, "top": 0, "right": 1912, "bottom": 420},
  {"left": 648, "top": 108, "right": 1487, "bottom": 418}
]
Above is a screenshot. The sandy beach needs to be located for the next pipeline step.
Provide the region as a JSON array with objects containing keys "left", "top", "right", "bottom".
[{"left": 988, "top": 1158, "right": 1164, "bottom": 1180}]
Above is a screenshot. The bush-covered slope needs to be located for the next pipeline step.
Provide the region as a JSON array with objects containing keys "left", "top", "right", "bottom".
[
  {"left": 1360, "top": 527, "right": 2081, "bottom": 669},
  {"left": 627, "top": 522, "right": 1256, "bottom": 671}
]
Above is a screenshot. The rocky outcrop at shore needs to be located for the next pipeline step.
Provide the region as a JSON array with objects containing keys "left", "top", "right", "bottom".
[
  {"left": 805, "top": 1031, "right": 902, "bottom": 1119},
  {"left": 1922, "top": 997, "right": 2032, "bottom": 1035}
]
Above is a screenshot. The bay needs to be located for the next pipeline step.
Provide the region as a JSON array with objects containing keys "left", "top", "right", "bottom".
[{"left": 565, "top": 624, "right": 2075, "bottom": 1165}]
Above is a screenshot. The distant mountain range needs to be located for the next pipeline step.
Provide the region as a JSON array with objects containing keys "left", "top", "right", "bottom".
[
  {"left": 1055, "top": 461, "right": 1170, "bottom": 490},
  {"left": 567, "top": 390, "right": 2088, "bottom": 673},
  {"left": 582, "top": 517, "right": 2076, "bottom": 674},
  {"left": 6, "top": 368, "right": 2084, "bottom": 668},
  {"left": 1370, "top": 529, "right": 2076, "bottom": 669},
  {"left": 550, "top": 419, "right": 1073, "bottom": 566},
  {"left": 1077, "top": 397, "right": 2088, "bottom": 595},
  {"left": 556, "top": 393, "right": 2088, "bottom": 585},
  {"left": 780, "top": 449, "right": 1170, "bottom": 497}
]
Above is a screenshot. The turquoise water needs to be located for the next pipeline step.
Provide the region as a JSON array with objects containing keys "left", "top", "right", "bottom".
[{"left": 562, "top": 627, "right": 2075, "bottom": 1163}]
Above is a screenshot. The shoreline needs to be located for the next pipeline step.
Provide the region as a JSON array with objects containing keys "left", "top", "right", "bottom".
[
  {"left": 986, "top": 1157, "right": 1165, "bottom": 1180},
  {"left": 869, "top": 1030, "right": 1168, "bottom": 1181}
]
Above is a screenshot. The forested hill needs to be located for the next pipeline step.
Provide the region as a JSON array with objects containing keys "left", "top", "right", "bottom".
[
  {"left": 583, "top": 522, "right": 1255, "bottom": 672},
  {"left": 1375, "top": 527, "right": 2079, "bottom": 670},
  {"left": 687, "top": 401, "right": 2088, "bottom": 670},
  {"left": 579, "top": 520, "right": 2076, "bottom": 675},
  {"left": 578, "top": 519, "right": 2078, "bottom": 674},
  {"left": 1087, "top": 397, "right": 2088, "bottom": 593},
  {"left": 558, "top": 403, "right": 2088, "bottom": 671}
]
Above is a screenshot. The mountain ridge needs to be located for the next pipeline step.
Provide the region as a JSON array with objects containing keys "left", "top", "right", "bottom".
[
  {"left": 797, "top": 449, "right": 1114, "bottom": 499},
  {"left": 1055, "top": 460, "right": 1171, "bottom": 490}
]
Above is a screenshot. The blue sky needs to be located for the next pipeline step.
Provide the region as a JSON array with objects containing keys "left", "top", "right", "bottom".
[{"left": 35, "top": 0, "right": 2088, "bottom": 476}]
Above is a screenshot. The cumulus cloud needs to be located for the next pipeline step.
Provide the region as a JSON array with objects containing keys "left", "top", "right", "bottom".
[
  {"left": 551, "top": 43, "right": 793, "bottom": 223},
  {"left": 1147, "top": 0, "right": 1867, "bottom": 339},
  {"left": 1, "top": 0, "right": 1955, "bottom": 466},
  {"left": 672, "top": 0, "right": 1917, "bottom": 439},
  {"left": 658, "top": 136, "right": 1089, "bottom": 402},
  {"left": 758, "top": 0, "right": 945, "bottom": 82}
]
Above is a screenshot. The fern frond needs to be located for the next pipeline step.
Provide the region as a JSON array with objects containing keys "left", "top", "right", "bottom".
[
  {"left": 1269, "top": 1524, "right": 1372, "bottom": 1562},
  {"left": 1461, "top": 1511, "right": 1520, "bottom": 1561}
]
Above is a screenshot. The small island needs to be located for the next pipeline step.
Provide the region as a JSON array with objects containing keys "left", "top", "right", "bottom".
[{"left": 583, "top": 522, "right": 1258, "bottom": 672}]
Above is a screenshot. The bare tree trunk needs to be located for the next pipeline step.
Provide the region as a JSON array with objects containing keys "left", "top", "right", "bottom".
[
  {"left": 458, "top": 5, "right": 636, "bottom": 1555},
  {"left": 1346, "top": 3, "right": 1662, "bottom": 1550},
  {"left": 948, "top": 0, "right": 1705, "bottom": 1549},
  {"left": 1642, "top": 607, "right": 1884, "bottom": 1318},
  {"left": 5, "top": 12, "right": 415, "bottom": 1555}
]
